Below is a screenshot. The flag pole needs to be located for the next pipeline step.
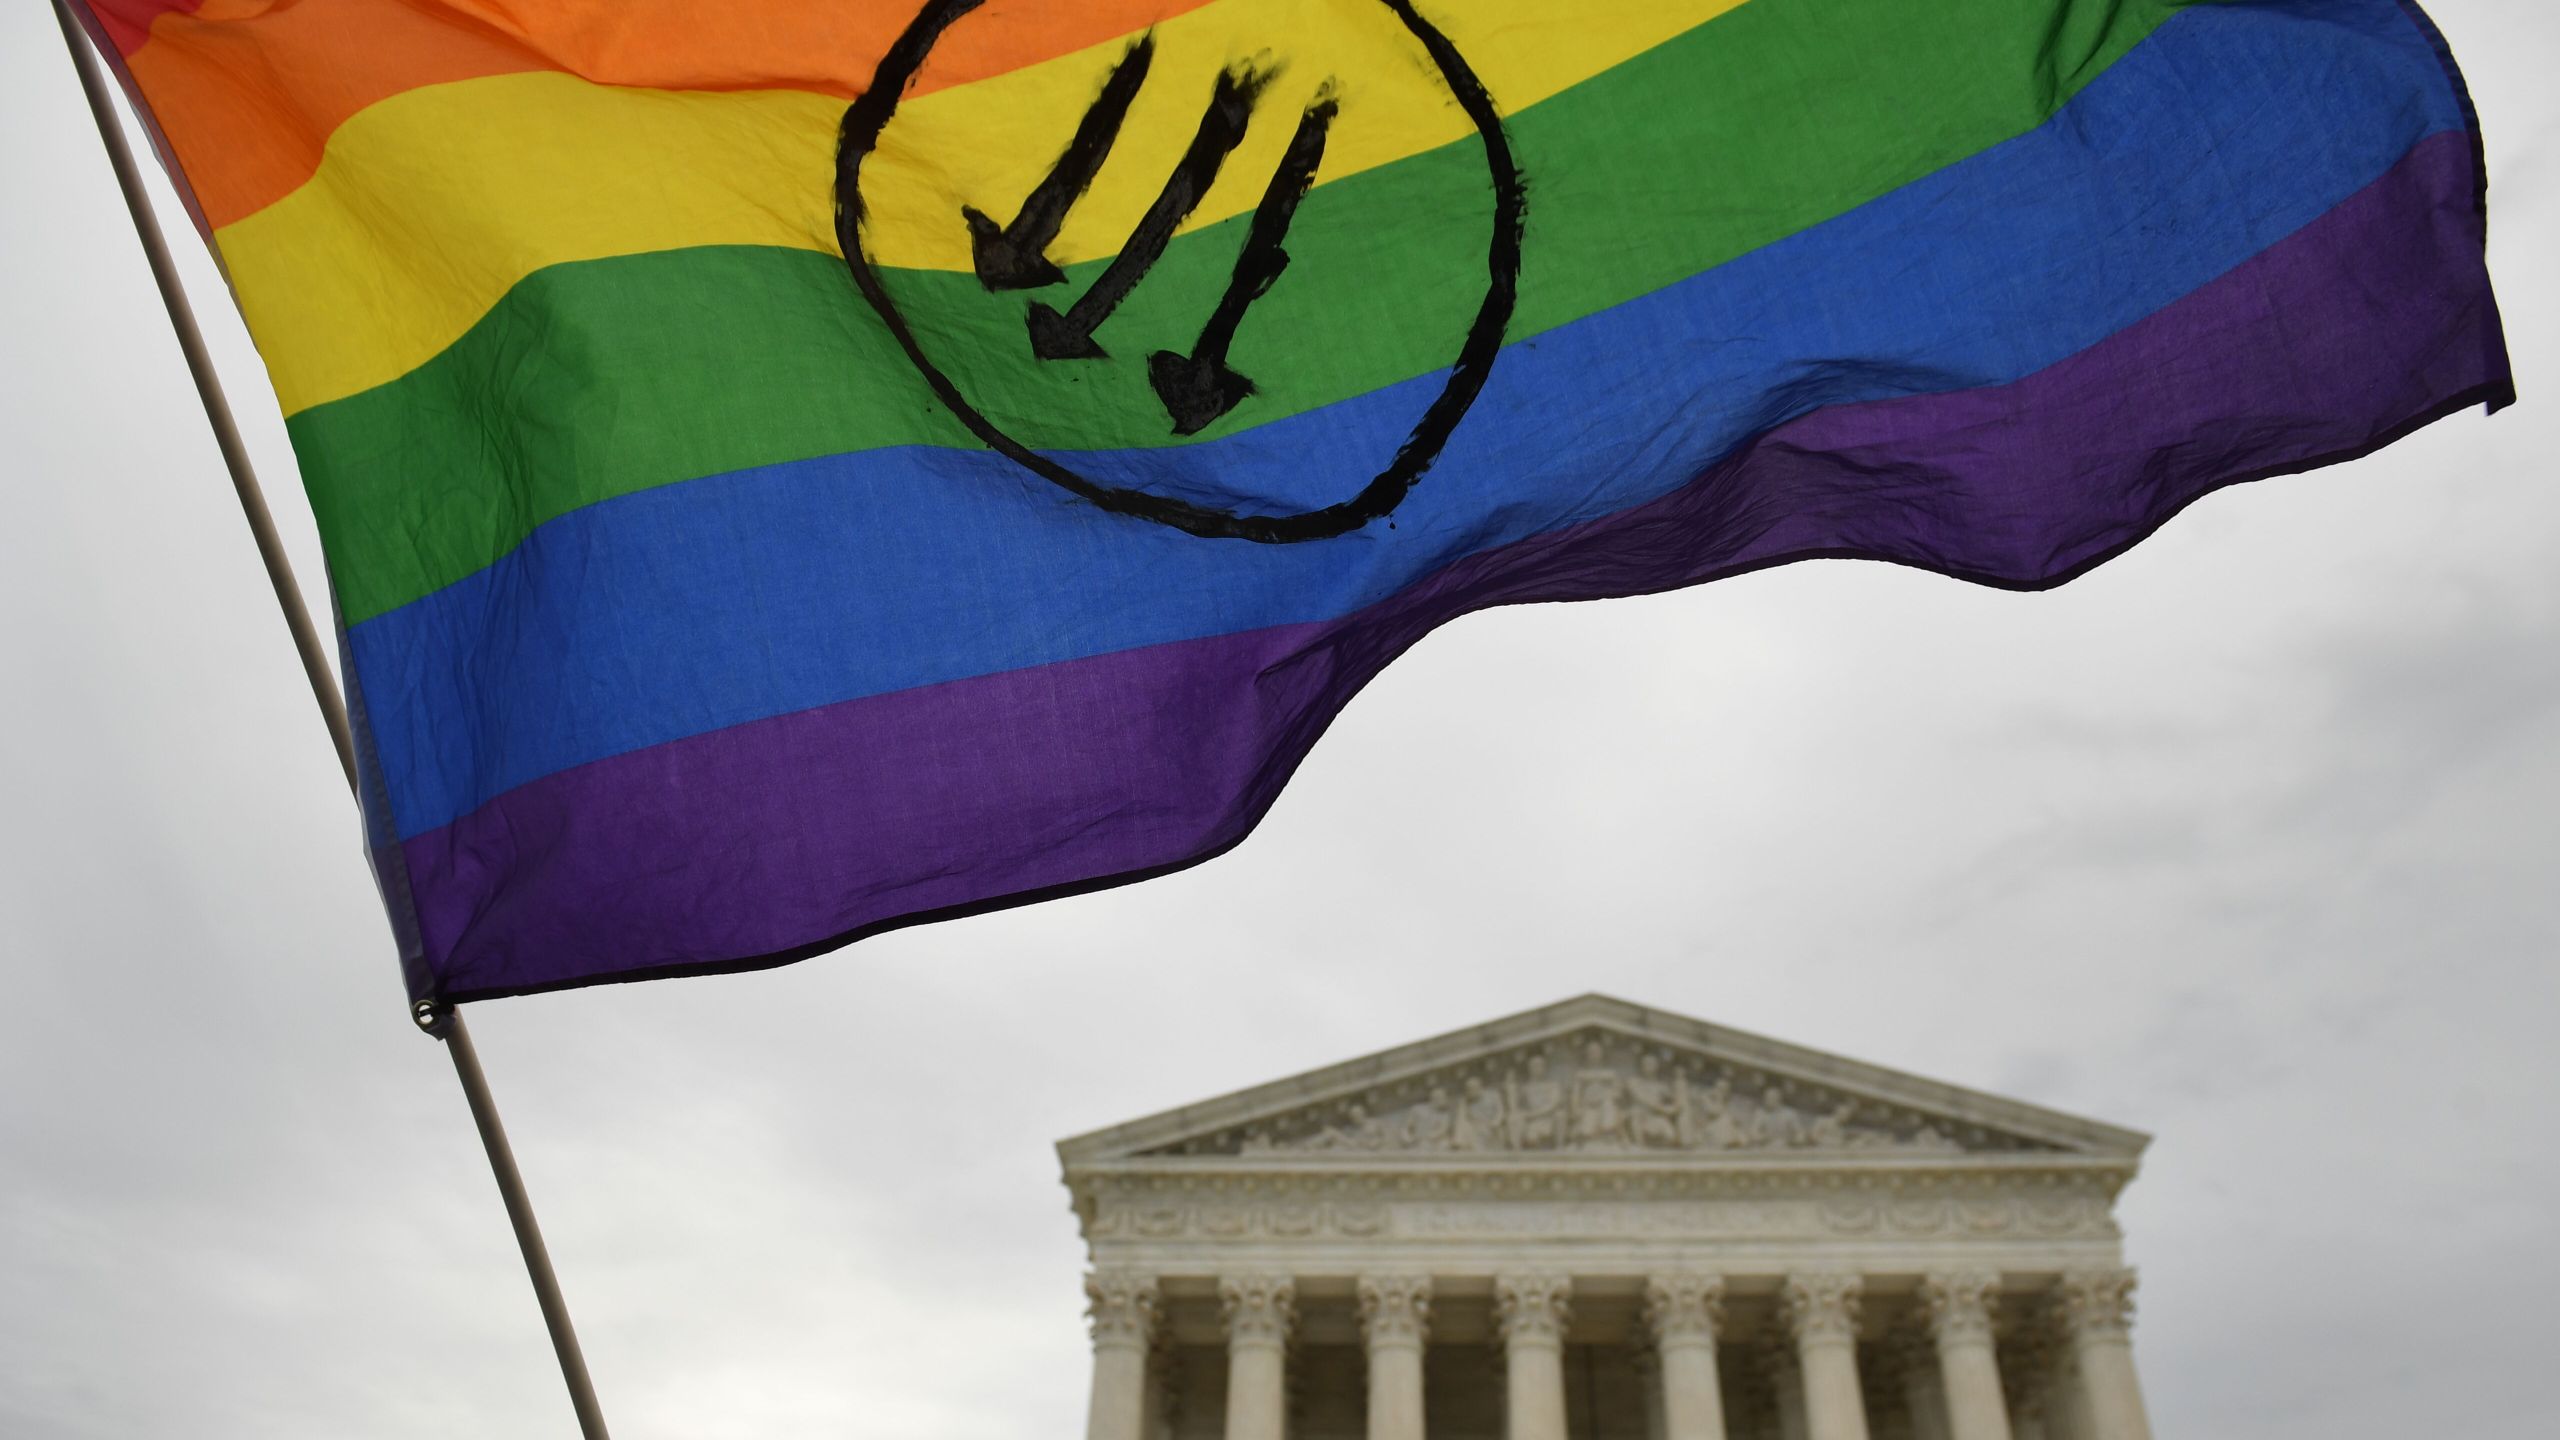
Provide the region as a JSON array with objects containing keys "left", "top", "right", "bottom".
[
  {"left": 52, "top": 6, "right": 611, "bottom": 1435},
  {"left": 433, "top": 1003, "right": 615, "bottom": 1440}
]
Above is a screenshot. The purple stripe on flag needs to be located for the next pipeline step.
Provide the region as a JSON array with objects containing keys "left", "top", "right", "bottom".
[{"left": 401, "top": 132, "right": 2506, "bottom": 1002}]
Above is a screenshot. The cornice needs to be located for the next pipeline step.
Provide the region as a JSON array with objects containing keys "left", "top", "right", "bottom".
[{"left": 1063, "top": 1152, "right": 2140, "bottom": 1201}]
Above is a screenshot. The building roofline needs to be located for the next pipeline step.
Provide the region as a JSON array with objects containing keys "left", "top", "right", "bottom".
[{"left": 1056, "top": 993, "right": 2151, "bottom": 1166}]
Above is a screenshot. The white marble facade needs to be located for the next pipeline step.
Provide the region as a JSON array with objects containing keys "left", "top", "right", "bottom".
[{"left": 1058, "top": 995, "right": 2156, "bottom": 1440}]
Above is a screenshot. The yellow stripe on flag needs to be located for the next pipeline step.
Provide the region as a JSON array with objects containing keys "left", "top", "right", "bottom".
[{"left": 218, "top": 0, "right": 1749, "bottom": 416}]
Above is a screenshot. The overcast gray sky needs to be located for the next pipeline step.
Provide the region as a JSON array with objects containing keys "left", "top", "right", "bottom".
[{"left": 3, "top": 3, "right": 2555, "bottom": 1437}]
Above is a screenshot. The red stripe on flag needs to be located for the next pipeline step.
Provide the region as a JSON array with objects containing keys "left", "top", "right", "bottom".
[{"left": 82, "top": 0, "right": 204, "bottom": 57}]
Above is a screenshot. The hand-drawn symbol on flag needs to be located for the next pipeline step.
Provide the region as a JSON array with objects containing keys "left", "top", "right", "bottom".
[
  {"left": 960, "top": 33, "right": 1162, "bottom": 294},
  {"left": 1145, "top": 92, "right": 1337, "bottom": 434},
  {"left": 990, "top": 51, "right": 1338, "bottom": 437},
  {"left": 1017, "top": 60, "right": 1271, "bottom": 376},
  {"left": 835, "top": 0, "right": 1526, "bottom": 543}
]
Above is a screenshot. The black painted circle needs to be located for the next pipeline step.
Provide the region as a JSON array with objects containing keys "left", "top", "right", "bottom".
[{"left": 835, "top": 0, "right": 1524, "bottom": 544}]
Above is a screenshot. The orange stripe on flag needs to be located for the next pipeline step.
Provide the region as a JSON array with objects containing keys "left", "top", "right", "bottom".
[{"left": 123, "top": 0, "right": 1215, "bottom": 231}]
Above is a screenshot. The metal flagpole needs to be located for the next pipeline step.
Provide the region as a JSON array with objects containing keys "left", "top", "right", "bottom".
[{"left": 52, "top": 5, "right": 611, "bottom": 1435}]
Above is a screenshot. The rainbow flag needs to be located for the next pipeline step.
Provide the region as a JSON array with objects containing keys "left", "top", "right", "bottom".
[{"left": 79, "top": 0, "right": 2508, "bottom": 1003}]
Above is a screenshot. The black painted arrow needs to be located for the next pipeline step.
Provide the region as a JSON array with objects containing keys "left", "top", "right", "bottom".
[
  {"left": 962, "top": 34, "right": 1155, "bottom": 291},
  {"left": 1027, "top": 66, "right": 1268, "bottom": 361},
  {"left": 1148, "top": 96, "right": 1336, "bottom": 435}
]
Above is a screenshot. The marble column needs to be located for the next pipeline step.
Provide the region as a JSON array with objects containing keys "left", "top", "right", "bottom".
[
  {"left": 1762, "top": 1341, "right": 1809, "bottom": 1440},
  {"left": 1999, "top": 1337, "right": 2051, "bottom": 1440},
  {"left": 1496, "top": 1273, "right": 1574, "bottom": 1440},
  {"left": 1634, "top": 1342, "right": 1669, "bottom": 1440},
  {"left": 1360, "top": 1274, "right": 1433, "bottom": 1440},
  {"left": 1782, "top": 1273, "right": 1870, "bottom": 1440},
  {"left": 1083, "top": 1270, "right": 1159, "bottom": 1440},
  {"left": 1142, "top": 1343, "right": 1179, "bottom": 1440},
  {"left": 1220, "top": 1274, "right": 1296, "bottom": 1440},
  {"left": 1922, "top": 1272, "right": 2013, "bottom": 1440},
  {"left": 1891, "top": 1330, "right": 1951, "bottom": 1440},
  {"left": 1645, "top": 1272, "right": 1730, "bottom": 1440},
  {"left": 2056, "top": 1271, "right": 2151, "bottom": 1440},
  {"left": 2041, "top": 1339, "right": 2091, "bottom": 1440}
]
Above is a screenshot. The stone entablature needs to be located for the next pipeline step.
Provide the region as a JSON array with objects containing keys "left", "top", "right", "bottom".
[
  {"left": 1058, "top": 996, "right": 2156, "bottom": 1440},
  {"left": 1072, "top": 1163, "right": 2126, "bottom": 1261}
]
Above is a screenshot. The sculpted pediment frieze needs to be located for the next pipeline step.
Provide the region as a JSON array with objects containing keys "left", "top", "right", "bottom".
[{"left": 1139, "top": 1028, "right": 2059, "bottom": 1160}]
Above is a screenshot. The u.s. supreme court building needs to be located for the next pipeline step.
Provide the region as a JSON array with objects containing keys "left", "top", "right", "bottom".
[{"left": 1056, "top": 995, "right": 2155, "bottom": 1440}]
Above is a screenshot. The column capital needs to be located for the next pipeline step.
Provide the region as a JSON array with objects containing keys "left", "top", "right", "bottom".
[
  {"left": 1921, "top": 1271, "right": 2002, "bottom": 1347},
  {"left": 1219, "top": 1273, "right": 1297, "bottom": 1351},
  {"left": 1085, "top": 1269, "right": 1160, "bottom": 1352},
  {"left": 1495, "top": 1272, "right": 1574, "bottom": 1349},
  {"left": 2054, "top": 1268, "right": 2138, "bottom": 1341},
  {"left": 1643, "top": 1271, "right": 1726, "bottom": 1347},
  {"left": 1358, "top": 1273, "right": 1434, "bottom": 1352},
  {"left": 1780, "top": 1272, "right": 1864, "bottom": 1346}
]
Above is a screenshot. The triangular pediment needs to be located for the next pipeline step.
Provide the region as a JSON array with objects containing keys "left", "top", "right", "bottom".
[{"left": 1058, "top": 995, "right": 2145, "bottom": 1167}]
